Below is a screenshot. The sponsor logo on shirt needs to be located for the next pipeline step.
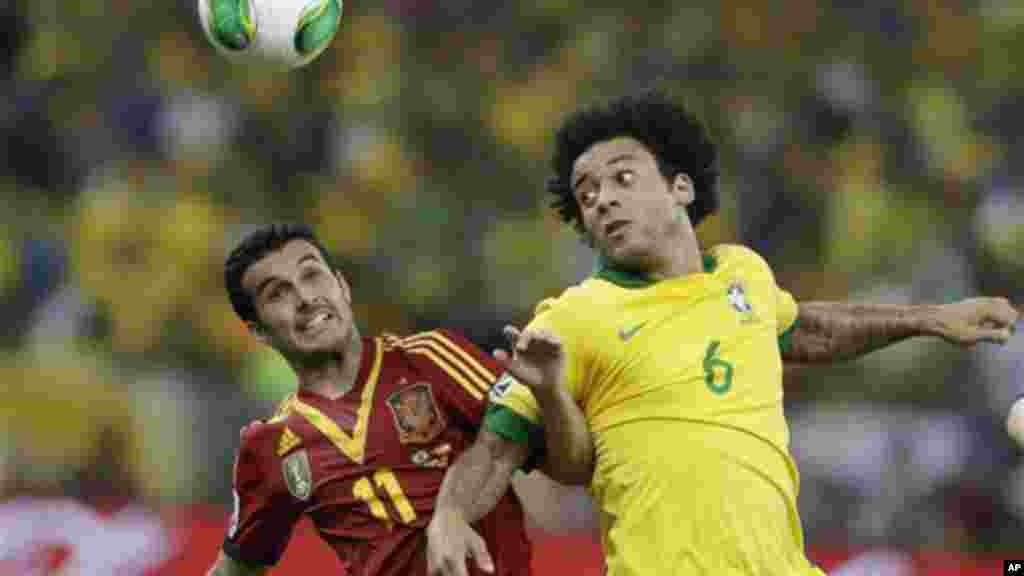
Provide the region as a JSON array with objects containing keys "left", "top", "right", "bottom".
[{"left": 618, "top": 321, "right": 647, "bottom": 341}]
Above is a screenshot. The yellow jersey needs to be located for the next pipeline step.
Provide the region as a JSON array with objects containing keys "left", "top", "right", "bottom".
[{"left": 485, "top": 244, "right": 824, "bottom": 576}]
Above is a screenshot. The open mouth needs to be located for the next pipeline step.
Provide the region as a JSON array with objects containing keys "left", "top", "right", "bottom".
[
  {"left": 604, "top": 220, "right": 630, "bottom": 236},
  {"left": 298, "top": 309, "right": 333, "bottom": 333}
]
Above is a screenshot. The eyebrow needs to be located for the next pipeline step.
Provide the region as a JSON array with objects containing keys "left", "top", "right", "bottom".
[
  {"left": 606, "top": 154, "right": 635, "bottom": 167},
  {"left": 255, "top": 276, "right": 278, "bottom": 299},
  {"left": 254, "top": 252, "right": 323, "bottom": 297},
  {"left": 572, "top": 154, "right": 637, "bottom": 190},
  {"left": 298, "top": 253, "right": 321, "bottom": 267}
]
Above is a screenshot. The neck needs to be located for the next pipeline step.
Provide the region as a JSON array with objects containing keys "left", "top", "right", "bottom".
[
  {"left": 294, "top": 329, "right": 363, "bottom": 399},
  {"left": 646, "top": 223, "right": 703, "bottom": 281}
]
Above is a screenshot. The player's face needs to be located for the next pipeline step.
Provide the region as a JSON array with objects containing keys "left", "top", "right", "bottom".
[
  {"left": 571, "top": 137, "right": 693, "bottom": 272},
  {"left": 241, "top": 240, "right": 355, "bottom": 359}
]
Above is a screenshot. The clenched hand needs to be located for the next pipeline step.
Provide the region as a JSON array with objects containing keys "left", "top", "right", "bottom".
[
  {"left": 426, "top": 508, "right": 494, "bottom": 576},
  {"left": 492, "top": 325, "right": 565, "bottom": 394},
  {"left": 930, "top": 297, "right": 1020, "bottom": 347}
]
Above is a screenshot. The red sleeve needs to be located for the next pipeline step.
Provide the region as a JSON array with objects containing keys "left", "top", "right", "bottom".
[
  {"left": 222, "top": 422, "right": 304, "bottom": 567},
  {"left": 402, "top": 329, "right": 501, "bottom": 430}
]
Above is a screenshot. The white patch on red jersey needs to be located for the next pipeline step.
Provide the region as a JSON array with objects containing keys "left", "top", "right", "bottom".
[
  {"left": 281, "top": 450, "right": 313, "bottom": 501},
  {"left": 228, "top": 488, "right": 240, "bottom": 539}
]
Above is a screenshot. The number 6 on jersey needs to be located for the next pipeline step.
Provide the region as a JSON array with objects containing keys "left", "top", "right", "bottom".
[{"left": 704, "top": 341, "right": 734, "bottom": 394}]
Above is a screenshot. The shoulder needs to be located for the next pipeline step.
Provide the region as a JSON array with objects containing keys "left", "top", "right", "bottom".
[
  {"left": 381, "top": 329, "right": 499, "bottom": 387},
  {"left": 533, "top": 280, "right": 608, "bottom": 318},
  {"left": 240, "top": 419, "right": 287, "bottom": 453},
  {"left": 528, "top": 280, "right": 619, "bottom": 345},
  {"left": 708, "top": 243, "right": 775, "bottom": 278},
  {"left": 382, "top": 328, "right": 482, "bottom": 355},
  {"left": 708, "top": 243, "right": 769, "bottom": 268},
  {"left": 239, "top": 394, "right": 309, "bottom": 463},
  {"left": 382, "top": 329, "right": 492, "bottom": 368},
  {"left": 235, "top": 419, "right": 292, "bottom": 487}
]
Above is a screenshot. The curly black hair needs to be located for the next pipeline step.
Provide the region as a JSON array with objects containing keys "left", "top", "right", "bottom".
[
  {"left": 547, "top": 91, "right": 719, "bottom": 232},
  {"left": 224, "top": 222, "right": 332, "bottom": 325}
]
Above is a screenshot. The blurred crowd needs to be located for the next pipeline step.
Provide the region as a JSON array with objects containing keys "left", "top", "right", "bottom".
[{"left": 1, "top": 0, "right": 1022, "bottom": 555}]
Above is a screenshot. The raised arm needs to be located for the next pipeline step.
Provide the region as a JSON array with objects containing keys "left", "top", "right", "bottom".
[
  {"left": 783, "top": 297, "right": 1019, "bottom": 364},
  {"left": 493, "top": 325, "right": 593, "bottom": 485},
  {"left": 436, "top": 428, "right": 529, "bottom": 524},
  {"left": 427, "top": 428, "right": 529, "bottom": 576}
]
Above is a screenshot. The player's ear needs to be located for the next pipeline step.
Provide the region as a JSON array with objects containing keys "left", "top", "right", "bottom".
[
  {"left": 333, "top": 269, "right": 352, "bottom": 304},
  {"left": 671, "top": 173, "right": 695, "bottom": 207}
]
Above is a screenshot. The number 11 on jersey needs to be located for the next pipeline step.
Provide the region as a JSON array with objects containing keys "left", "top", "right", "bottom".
[{"left": 353, "top": 468, "right": 417, "bottom": 526}]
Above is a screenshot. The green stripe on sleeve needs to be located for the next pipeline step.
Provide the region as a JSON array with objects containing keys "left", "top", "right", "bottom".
[
  {"left": 483, "top": 404, "right": 546, "bottom": 472},
  {"left": 778, "top": 320, "right": 798, "bottom": 355}
]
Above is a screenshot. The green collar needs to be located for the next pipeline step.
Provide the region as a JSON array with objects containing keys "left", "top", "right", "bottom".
[{"left": 594, "top": 254, "right": 717, "bottom": 288}]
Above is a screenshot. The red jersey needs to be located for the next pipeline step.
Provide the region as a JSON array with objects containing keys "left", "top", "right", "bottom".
[{"left": 222, "top": 330, "right": 532, "bottom": 576}]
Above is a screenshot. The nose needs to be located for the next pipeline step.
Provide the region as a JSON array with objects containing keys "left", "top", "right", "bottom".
[
  {"left": 295, "top": 283, "right": 318, "bottom": 308},
  {"left": 595, "top": 184, "right": 620, "bottom": 216}
]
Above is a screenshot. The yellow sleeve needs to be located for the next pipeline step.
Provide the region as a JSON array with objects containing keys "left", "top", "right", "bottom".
[
  {"left": 720, "top": 243, "right": 799, "bottom": 343},
  {"left": 727, "top": 243, "right": 797, "bottom": 335},
  {"left": 488, "top": 373, "right": 541, "bottom": 424},
  {"left": 483, "top": 374, "right": 545, "bottom": 471},
  {"left": 484, "top": 294, "right": 589, "bottom": 471},
  {"left": 487, "top": 293, "right": 588, "bottom": 424},
  {"left": 741, "top": 246, "right": 799, "bottom": 347},
  {"left": 526, "top": 296, "right": 588, "bottom": 402},
  {"left": 776, "top": 287, "right": 798, "bottom": 335}
]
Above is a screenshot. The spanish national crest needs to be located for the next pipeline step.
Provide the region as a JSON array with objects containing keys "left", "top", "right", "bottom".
[
  {"left": 282, "top": 449, "right": 313, "bottom": 501},
  {"left": 386, "top": 381, "right": 447, "bottom": 444}
]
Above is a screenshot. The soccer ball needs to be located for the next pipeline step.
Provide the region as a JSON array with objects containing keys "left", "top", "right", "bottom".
[{"left": 198, "top": 0, "right": 342, "bottom": 69}]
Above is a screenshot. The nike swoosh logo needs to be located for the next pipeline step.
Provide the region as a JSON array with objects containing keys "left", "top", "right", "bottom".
[{"left": 618, "top": 322, "right": 647, "bottom": 341}]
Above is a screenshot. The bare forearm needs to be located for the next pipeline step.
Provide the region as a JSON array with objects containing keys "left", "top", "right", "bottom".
[
  {"left": 435, "top": 431, "right": 524, "bottom": 523},
  {"left": 784, "top": 302, "right": 939, "bottom": 363},
  {"left": 534, "top": 387, "right": 593, "bottom": 485}
]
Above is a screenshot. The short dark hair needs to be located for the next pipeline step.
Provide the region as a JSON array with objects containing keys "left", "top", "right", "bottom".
[
  {"left": 546, "top": 91, "right": 719, "bottom": 232},
  {"left": 224, "top": 222, "right": 332, "bottom": 324}
]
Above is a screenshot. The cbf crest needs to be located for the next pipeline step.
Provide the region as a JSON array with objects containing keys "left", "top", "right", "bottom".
[
  {"left": 386, "top": 382, "right": 447, "bottom": 444},
  {"left": 727, "top": 282, "right": 756, "bottom": 323}
]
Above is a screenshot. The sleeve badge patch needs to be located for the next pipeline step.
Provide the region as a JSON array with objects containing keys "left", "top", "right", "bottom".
[
  {"left": 281, "top": 449, "right": 313, "bottom": 501},
  {"left": 489, "top": 372, "right": 516, "bottom": 402},
  {"left": 386, "top": 382, "right": 447, "bottom": 444}
]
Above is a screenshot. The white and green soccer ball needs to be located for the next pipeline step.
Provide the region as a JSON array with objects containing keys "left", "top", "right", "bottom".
[{"left": 198, "top": 0, "right": 342, "bottom": 69}]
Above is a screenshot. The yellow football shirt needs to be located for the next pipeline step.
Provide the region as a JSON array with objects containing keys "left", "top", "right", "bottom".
[{"left": 486, "top": 244, "right": 825, "bottom": 576}]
